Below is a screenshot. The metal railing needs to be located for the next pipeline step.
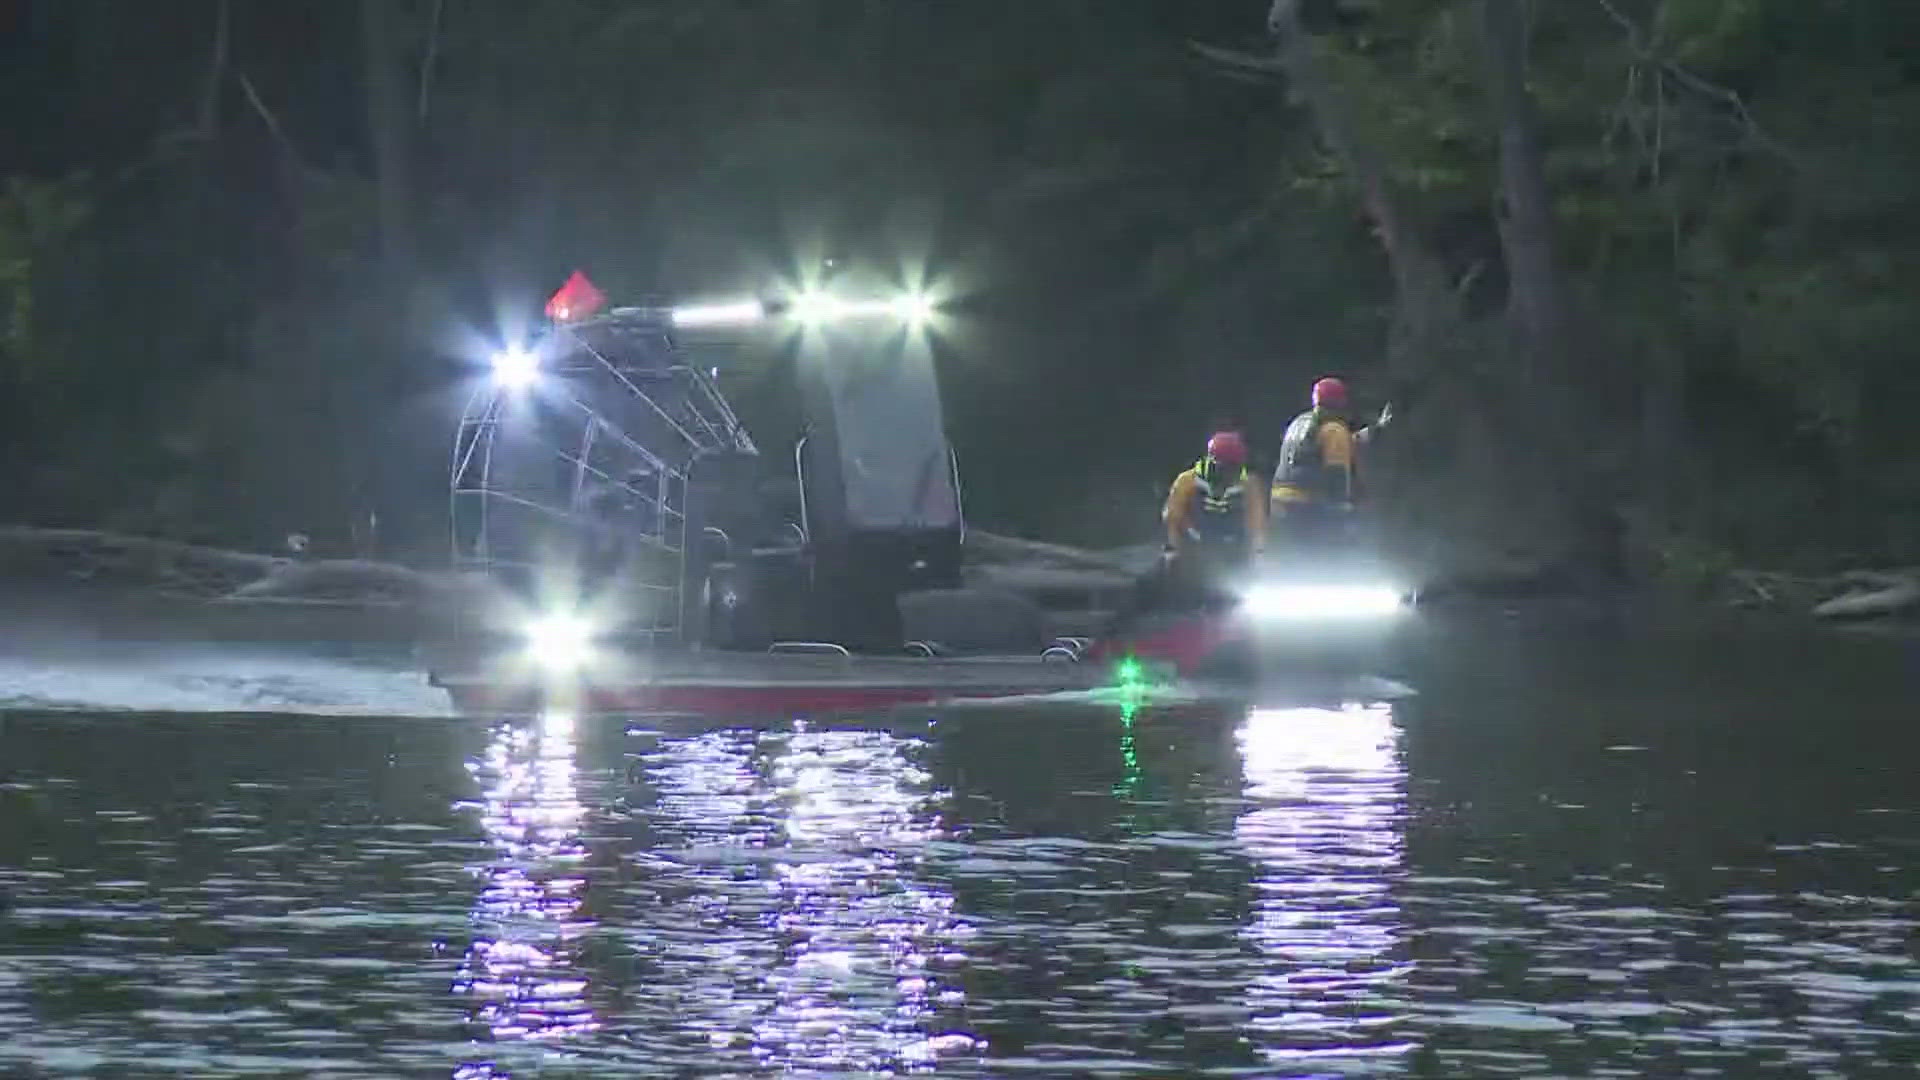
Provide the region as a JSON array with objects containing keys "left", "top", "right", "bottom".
[{"left": 449, "top": 312, "right": 757, "bottom": 646}]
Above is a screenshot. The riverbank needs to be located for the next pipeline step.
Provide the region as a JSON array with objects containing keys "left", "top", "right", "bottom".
[
  {"left": 0, "top": 526, "right": 1912, "bottom": 653},
  {"left": 0, "top": 525, "right": 1144, "bottom": 652}
]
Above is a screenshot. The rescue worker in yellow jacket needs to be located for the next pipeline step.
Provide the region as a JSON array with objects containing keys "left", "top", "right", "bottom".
[
  {"left": 1102, "top": 431, "right": 1266, "bottom": 642},
  {"left": 1270, "top": 376, "right": 1388, "bottom": 552},
  {"left": 1165, "top": 430, "right": 1267, "bottom": 562}
]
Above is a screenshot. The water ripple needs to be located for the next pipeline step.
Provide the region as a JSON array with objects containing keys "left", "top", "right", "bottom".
[{"left": 2, "top": 685, "right": 1918, "bottom": 1077}]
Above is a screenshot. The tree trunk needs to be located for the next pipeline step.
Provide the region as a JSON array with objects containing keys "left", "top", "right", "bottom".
[
  {"left": 1261, "top": 0, "right": 1614, "bottom": 586},
  {"left": 1478, "top": 0, "right": 1623, "bottom": 581},
  {"left": 1265, "top": 1, "right": 1521, "bottom": 584},
  {"left": 1479, "top": 0, "right": 1571, "bottom": 390},
  {"left": 1266, "top": 1, "right": 1457, "bottom": 387},
  {"left": 1639, "top": 338, "right": 1686, "bottom": 520}
]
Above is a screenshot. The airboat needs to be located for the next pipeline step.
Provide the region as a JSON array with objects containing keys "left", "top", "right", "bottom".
[{"left": 418, "top": 272, "right": 1105, "bottom": 714}]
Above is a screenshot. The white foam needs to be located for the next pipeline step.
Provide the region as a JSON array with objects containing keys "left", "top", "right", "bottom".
[
  {"left": 937, "top": 673, "right": 1415, "bottom": 710},
  {"left": 937, "top": 683, "right": 1209, "bottom": 709},
  {"left": 0, "top": 651, "right": 452, "bottom": 717}
]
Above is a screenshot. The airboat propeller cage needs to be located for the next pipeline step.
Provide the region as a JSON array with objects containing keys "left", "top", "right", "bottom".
[
  {"left": 447, "top": 273, "right": 962, "bottom": 653},
  {"left": 450, "top": 299, "right": 757, "bottom": 645}
]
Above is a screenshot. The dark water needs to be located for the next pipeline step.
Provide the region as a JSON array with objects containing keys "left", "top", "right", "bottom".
[{"left": 3, "top": 620, "right": 1919, "bottom": 1078}]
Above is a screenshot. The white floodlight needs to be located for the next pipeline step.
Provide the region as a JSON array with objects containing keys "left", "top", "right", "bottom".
[
  {"left": 1242, "top": 583, "right": 1406, "bottom": 622},
  {"left": 670, "top": 300, "right": 765, "bottom": 328},
  {"left": 891, "top": 292, "right": 935, "bottom": 325},
  {"left": 491, "top": 346, "right": 539, "bottom": 390},
  {"left": 524, "top": 613, "right": 594, "bottom": 672}
]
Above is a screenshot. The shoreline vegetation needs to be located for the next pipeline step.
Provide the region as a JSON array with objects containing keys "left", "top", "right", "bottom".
[{"left": 2, "top": 525, "right": 1913, "bottom": 629}]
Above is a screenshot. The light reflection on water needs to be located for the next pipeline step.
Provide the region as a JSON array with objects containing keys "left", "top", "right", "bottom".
[
  {"left": 629, "top": 722, "right": 976, "bottom": 1073},
  {"left": 1234, "top": 704, "right": 1413, "bottom": 1069},
  {"left": 4, "top": 634, "right": 1920, "bottom": 1079},
  {"left": 759, "top": 728, "right": 972, "bottom": 1070},
  {"left": 452, "top": 709, "right": 598, "bottom": 1075}
]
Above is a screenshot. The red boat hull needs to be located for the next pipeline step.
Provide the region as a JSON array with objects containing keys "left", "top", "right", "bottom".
[
  {"left": 443, "top": 679, "right": 1087, "bottom": 716},
  {"left": 1081, "top": 611, "right": 1243, "bottom": 675}
]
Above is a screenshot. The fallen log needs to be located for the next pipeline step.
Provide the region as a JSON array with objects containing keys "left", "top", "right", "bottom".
[
  {"left": 1724, "top": 568, "right": 1832, "bottom": 609},
  {"left": 0, "top": 526, "right": 286, "bottom": 596},
  {"left": 1811, "top": 573, "right": 1920, "bottom": 620},
  {"left": 1, "top": 524, "right": 1148, "bottom": 613},
  {"left": 226, "top": 558, "right": 453, "bottom": 603},
  {"left": 0, "top": 526, "right": 452, "bottom": 605}
]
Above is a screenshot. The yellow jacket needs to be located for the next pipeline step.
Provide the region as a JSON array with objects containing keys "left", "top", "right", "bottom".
[{"left": 1164, "top": 464, "right": 1267, "bottom": 552}]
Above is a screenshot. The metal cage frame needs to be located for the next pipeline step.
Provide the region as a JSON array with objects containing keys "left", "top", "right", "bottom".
[{"left": 449, "top": 308, "right": 758, "bottom": 645}]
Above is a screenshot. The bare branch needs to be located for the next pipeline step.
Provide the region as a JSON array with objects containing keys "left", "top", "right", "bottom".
[
  {"left": 1651, "top": 68, "right": 1664, "bottom": 181},
  {"left": 1593, "top": 0, "right": 1798, "bottom": 167},
  {"left": 418, "top": 0, "right": 446, "bottom": 123},
  {"left": 1187, "top": 40, "right": 1286, "bottom": 78},
  {"left": 237, "top": 72, "right": 304, "bottom": 165},
  {"left": 197, "top": 0, "right": 232, "bottom": 138},
  {"left": 1603, "top": 61, "right": 1630, "bottom": 153},
  {"left": 1454, "top": 260, "right": 1486, "bottom": 300}
]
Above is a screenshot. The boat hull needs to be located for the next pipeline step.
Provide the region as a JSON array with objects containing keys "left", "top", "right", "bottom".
[{"left": 430, "top": 650, "right": 1108, "bottom": 716}]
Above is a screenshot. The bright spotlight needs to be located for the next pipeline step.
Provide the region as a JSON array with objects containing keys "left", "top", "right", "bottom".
[
  {"left": 491, "top": 346, "right": 539, "bottom": 390},
  {"left": 793, "top": 291, "right": 839, "bottom": 326},
  {"left": 1243, "top": 583, "right": 1405, "bottom": 622},
  {"left": 891, "top": 292, "right": 935, "bottom": 325},
  {"left": 525, "top": 613, "right": 593, "bottom": 672},
  {"left": 788, "top": 290, "right": 935, "bottom": 326},
  {"left": 670, "top": 300, "right": 765, "bottom": 328}
]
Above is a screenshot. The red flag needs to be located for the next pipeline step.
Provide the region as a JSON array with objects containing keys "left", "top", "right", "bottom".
[{"left": 545, "top": 271, "right": 606, "bottom": 322}]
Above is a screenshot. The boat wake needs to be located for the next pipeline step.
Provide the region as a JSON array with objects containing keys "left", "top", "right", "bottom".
[
  {"left": 0, "top": 649, "right": 452, "bottom": 718},
  {"left": 936, "top": 673, "right": 1414, "bottom": 710}
]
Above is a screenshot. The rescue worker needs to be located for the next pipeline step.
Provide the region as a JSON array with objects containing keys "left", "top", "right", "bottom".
[
  {"left": 1166, "top": 430, "right": 1267, "bottom": 565},
  {"left": 1101, "top": 431, "right": 1267, "bottom": 642},
  {"left": 1269, "top": 376, "right": 1388, "bottom": 554}
]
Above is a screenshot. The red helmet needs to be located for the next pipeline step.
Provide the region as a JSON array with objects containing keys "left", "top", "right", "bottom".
[
  {"left": 1205, "top": 430, "right": 1247, "bottom": 466},
  {"left": 1311, "top": 376, "right": 1348, "bottom": 409}
]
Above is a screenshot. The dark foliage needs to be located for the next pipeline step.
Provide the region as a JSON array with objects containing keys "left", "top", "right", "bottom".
[{"left": 2, "top": 0, "right": 1914, "bottom": 581}]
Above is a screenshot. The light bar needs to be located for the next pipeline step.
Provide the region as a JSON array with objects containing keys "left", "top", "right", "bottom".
[
  {"left": 670, "top": 299, "right": 766, "bottom": 328},
  {"left": 792, "top": 291, "right": 841, "bottom": 325},
  {"left": 790, "top": 290, "right": 936, "bottom": 327},
  {"left": 1243, "top": 583, "right": 1406, "bottom": 621},
  {"left": 891, "top": 292, "right": 935, "bottom": 325}
]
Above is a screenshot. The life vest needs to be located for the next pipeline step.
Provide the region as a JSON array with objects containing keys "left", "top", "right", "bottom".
[
  {"left": 1274, "top": 408, "right": 1348, "bottom": 502},
  {"left": 1187, "top": 460, "right": 1251, "bottom": 546}
]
